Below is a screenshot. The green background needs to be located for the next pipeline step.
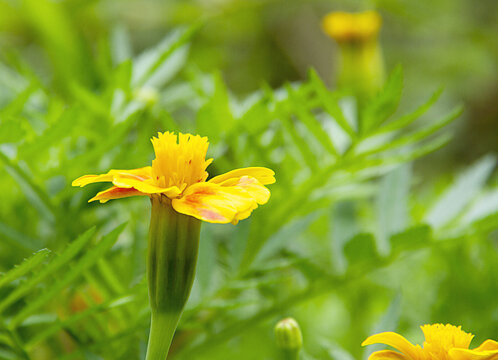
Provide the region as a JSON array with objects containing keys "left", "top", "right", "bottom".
[{"left": 0, "top": 0, "right": 496, "bottom": 359}]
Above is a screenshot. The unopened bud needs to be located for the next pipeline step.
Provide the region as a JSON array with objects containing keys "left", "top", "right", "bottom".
[
  {"left": 321, "top": 11, "right": 385, "bottom": 98},
  {"left": 275, "top": 318, "right": 303, "bottom": 354}
]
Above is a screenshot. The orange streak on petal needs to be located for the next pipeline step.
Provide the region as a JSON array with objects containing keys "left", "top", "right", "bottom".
[
  {"left": 172, "top": 182, "right": 255, "bottom": 224},
  {"left": 89, "top": 186, "right": 148, "bottom": 203}
]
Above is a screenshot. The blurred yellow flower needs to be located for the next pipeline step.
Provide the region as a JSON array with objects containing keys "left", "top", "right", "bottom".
[
  {"left": 322, "top": 11, "right": 382, "bottom": 43},
  {"left": 73, "top": 131, "right": 275, "bottom": 224},
  {"left": 362, "top": 323, "right": 498, "bottom": 360}
]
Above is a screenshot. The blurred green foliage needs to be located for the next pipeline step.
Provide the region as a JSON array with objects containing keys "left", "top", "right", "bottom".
[{"left": 0, "top": 0, "right": 497, "bottom": 359}]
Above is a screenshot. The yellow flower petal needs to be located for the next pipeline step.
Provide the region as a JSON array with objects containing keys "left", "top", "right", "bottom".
[
  {"left": 218, "top": 176, "right": 270, "bottom": 204},
  {"left": 449, "top": 348, "right": 498, "bottom": 360},
  {"left": 89, "top": 186, "right": 148, "bottom": 203},
  {"left": 112, "top": 174, "right": 182, "bottom": 197},
  {"left": 208, "top": 167, "right": 275, "bottom": 185},
  {"left": 72, "top": 167, "right": 152, "bottom": 187},
  {"left": 172, "top": 182, "right": 256, "bottom": 224},
  {"left": 449, "top": 341, "right": 498, "bottom": 360},
  {"left": 231, "top": 202, "right": 258, "bottom": 225},
  {"left": 362, "top": 332, "right": 420, "bottom": 360},
  {"left": 473, "top": 341, "right": 498, "bottom": 352},
  {"left": 368, "top": 350, "right": 407, "bottom": 360}
]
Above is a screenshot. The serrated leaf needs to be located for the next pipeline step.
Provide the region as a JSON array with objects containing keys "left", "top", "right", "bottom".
[
  {"left": 0, "top": 249, "right": 50, "bottom": 288},
  {"left": 26, "top": 293, "right": 137, "bottom": 348},
  {"left": 359, "top": 105, "right": 463, "bottom": 157},
  {"left": 0, "top": 227, "right": 96, "bottom": 314},
  {"left": 308, "top": 68, "right": 355, "bottom": 137},
  {"left": 19, "top": 107, "right": 78, "bottom": 160},
  {"left": 377, "top": 87, "right": 443, "bottom": 134},
  {"left": 286, "top": 83, "right": 338, "bottom": 156},
  {"left": 361, "top": 65, "right": 403, "bottom": 134},
  {"left": 10, "top": 223, "right": 125, "bottom": 327}
]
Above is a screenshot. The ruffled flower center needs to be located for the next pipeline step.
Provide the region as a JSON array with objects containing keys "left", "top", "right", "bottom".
[
  {"left": 421, "top": 324, "right": 474, "bottom": 359},
  {"left": 151, "top": 132, "right": 213, "bottom": 189}
]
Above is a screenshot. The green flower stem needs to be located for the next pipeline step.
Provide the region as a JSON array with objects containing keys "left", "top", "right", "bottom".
[
  {"left": 146, "top": 312, "right": 182, "bottom": 360},
  {"left": 279, "top": 349, "right": 300, "bottom": 360},
  {"left": 338, "top": 40, "right": 384, "bottom": 100},
  {"left": 146, "top": 195, "right": 201, "bottom": 360}
]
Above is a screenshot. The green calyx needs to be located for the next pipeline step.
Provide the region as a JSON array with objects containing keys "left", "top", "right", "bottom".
[
  {"left": 146, "top": 195, "right": 201, "bottom": 360},
  {"left": 275, "top": 318, "right": 303, "bottom": 360}
]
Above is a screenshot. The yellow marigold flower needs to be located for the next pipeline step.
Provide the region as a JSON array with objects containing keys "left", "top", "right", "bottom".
[
  {"left": 322, "top": 11, "right": 382, "bottom": 43},
  {"left": 72, "top": 131, "right": 275, "bottom": 224},
  {"left": 362, "top": 323, "right": 498, "bottom": 360}
]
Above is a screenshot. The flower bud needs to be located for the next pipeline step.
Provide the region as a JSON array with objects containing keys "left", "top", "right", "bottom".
[
  {"left": 321, "top": 11, "right": 385, "bottom": 99},
  {"left": 275, "top": 318, "right": 303, "bottom": 359}
]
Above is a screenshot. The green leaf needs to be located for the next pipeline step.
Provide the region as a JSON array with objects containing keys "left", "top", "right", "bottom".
[
  {"left": 253, "top": 212, "right": 319, "bottom": 267},
  {"left": 0, "top": 151, "right": 57, "bottom": 222},
  {"left": 308, "top": 68, "right": 355, "bottom": 138},
  {"left": 132, "top": 25, "right": 197, "bottom": 88},
  {"left": 461, "top": 189, "right": 498, "bottom": 225},
  {"left": 331, "top": 202, "right": 359, "bottom": 273},
  {"left": 343, "top": 233, "right": 379, "bottom": 269},
  {"left": 110, "top": 25, "right": 133, "bottom": 65},
  {"left": 0, "top": 116, "right": 26, "bottom": 143},
  {"left": 0, "top": 227, "right": 96, "bottom": 314},
  {"left": 26, "top": 294, "right": 137, "bottom": 348},
  {"left": 285, "top": 83, "right": 338, "bottom": 156},
  {"left": 425, "top": 155, "right": 496, "bottom": 228},
  {"left": 0, "top": 249, "right": 50, "bottom": 288},
  {"left": 276, "top": 91, "right": 320, "bottom": 171},
  {"left": 376, "top": 164, "right": 411, "bottom": 254},
  {"left": 364, "top": 295, "right": 402, "bottom": 359},
  {"left": 18, "top": 106, "right": 78, "bottom": 161},
  {"left": 10, "top": 224, "right": 125, "bottom": 327},
  {"left": 0, "top": 221, "right": 38, "bottom": 252},
  {"left": 377, "top": 87, "right": 443, "bottom": 134},
  {"left": 196, "top": 72, "right": 234, "bottom": 142},
  {"left": 361, "top": 65, "right": 403, "bottom": 134},
  {"left": 322, "top": 342, "right": 355, "bottom": 360},
  {"left": 359, "top": 105, "right": 463, "bottom": 157},
  {"left": 390, "top": 225, "right": 432, "bottom": 255}
]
